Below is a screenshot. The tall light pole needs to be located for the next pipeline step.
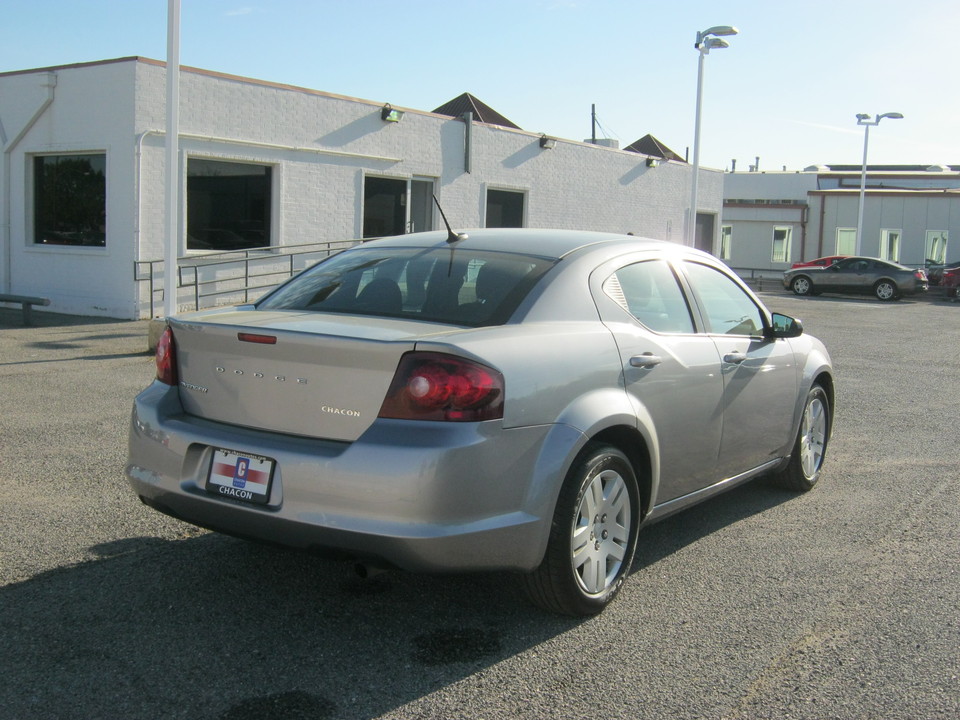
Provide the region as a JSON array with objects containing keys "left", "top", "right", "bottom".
[
  {"left": 688, "top": 25, "right": 738, "bottom": 248},
  {"left": 855, "top": 111, "right": 903, "bottom": 256},
  {"left": 164, "top": 0, "right": 181, "bottom": 318}
]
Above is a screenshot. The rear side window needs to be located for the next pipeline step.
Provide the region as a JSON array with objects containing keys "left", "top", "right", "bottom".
[
  {"left": 603, "top": 260, "right": 695, "bottom": 334},
  {"left": 258, "top": 247, "right": 554, "bottom": 326}
]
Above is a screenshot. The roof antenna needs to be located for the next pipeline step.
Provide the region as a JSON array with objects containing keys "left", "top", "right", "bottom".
[{"left": 433, "top": 195, "right": 468, "bottom": 244}]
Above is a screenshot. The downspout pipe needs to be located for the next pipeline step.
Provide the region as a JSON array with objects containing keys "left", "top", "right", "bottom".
[{"left": 2, "top": 72, "right": 57, "bottom": 294}]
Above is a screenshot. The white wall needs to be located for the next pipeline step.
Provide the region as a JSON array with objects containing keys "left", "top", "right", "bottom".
[
  {"left": 2, "top": 60, "right": 139, "bottom": 318},
  {"left": 3, "top": 58, "right": 717, "bottom": 319}
]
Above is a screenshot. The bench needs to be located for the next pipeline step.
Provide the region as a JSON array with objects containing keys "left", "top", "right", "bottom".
[{"left": 0, "top": 293, "right": 51, "bottom": 326}]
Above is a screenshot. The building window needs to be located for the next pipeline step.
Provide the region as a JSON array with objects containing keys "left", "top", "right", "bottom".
[
  {"left": 719, "top": 225, "right": 732, "bottom": 260},
  {"left": 925, "top": 231, "right": 948, "bottom": 264},
  {"left": 836, "top": 228, "right": 857, "bottom": 255},
  {"left": 880, "top": 230, "right": 901, "bottom": 262},
  {"left": 33, "top": 154, "right": 106, "bottom": 246},
  {"left": 485, "top": 189, "right": 525, "bottom": 228},
  {"left": 362, "top": 176, "right": 436, "bottom": 238},
  {"left": 771, "top": 226, "right": 792, "bottom": 263},
  {"left": 363, "top": 177, "right": 407, "bottom": 238},
  {"left": 187, "top": 158, "right": 271, "bottom": 251}
]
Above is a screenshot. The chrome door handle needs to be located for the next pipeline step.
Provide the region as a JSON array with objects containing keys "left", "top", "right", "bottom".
[
  {"left": 723, "top": 351, "right": 747, "bottom": 364},
  {"left": 630, "top": 353, "right": 662, "bottom": 368}
]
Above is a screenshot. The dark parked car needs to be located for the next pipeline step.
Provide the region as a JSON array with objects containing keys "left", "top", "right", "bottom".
[
  {"left": 783, "top": 256, "right": 928, "bottom": 301},
  {"left": 127, "top": 229, "right": 834, "bottom": 616},
  {"left": 927, "top": 260, "right": 960, "bottom": 286},
  {"left": 942, "top": 266, "right": 959, "bottom": 299}
]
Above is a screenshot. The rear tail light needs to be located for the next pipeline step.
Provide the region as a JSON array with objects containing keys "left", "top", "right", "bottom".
[
  {"left": 155, "top": 326, "right": 179, "bottom": 386},
  {"left": 378, "top": 352, "right": 504, "bottom": 422},
  {"left": 915, "top": 270, "right": 927, "bottom": 281}
]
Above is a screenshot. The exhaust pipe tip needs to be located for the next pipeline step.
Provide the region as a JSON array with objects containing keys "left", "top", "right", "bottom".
[{"left": 355, "top": 562, "right": 388, "bottom": 580}]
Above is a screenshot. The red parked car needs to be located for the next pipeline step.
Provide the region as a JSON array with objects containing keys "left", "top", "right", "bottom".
[
  {"left": 791, "top": 255, "right": 847, "bottom": 269},
  {"left": 942, "top": 266, "right": 960, "bottom": 299}
]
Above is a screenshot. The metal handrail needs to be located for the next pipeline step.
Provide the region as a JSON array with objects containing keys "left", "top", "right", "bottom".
[{"left": 134, "top": 239, "right": 357, "bottom": 317}]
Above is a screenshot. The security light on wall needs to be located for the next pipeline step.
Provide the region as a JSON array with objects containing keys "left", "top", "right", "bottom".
[
  {"left": 380, "top": 104, "right": 404, "bottom": 122},
  {"left": 646, "top": 157, "right": 660, "bottom": 168},
  {"left": 539, "top": 135, "right": 557, "bottom": 149}
]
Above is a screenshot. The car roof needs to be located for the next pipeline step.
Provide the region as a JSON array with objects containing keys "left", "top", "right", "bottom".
[{"left": 362, "top": 228, "right": 673, "bottom": 261}]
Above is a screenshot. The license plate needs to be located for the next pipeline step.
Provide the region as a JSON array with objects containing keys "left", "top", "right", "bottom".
[{"left": 206, "top": 448, "right": 275, "bottom": 505}]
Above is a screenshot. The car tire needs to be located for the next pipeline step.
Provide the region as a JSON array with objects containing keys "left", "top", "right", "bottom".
[
  {"left": 772, "top": 384, "right": 830, "bottom": 492},
  {"left": 523, "top": 443, "right": 640, "bottom": 616},
  {"left": 791, "top": 276, "right": 813, "bottom": 296},
  {"left": 874, "top": 280, "right": 898, "bottom": 301}
]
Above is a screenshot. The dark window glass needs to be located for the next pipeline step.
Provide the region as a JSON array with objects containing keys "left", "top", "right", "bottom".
[
  {"left": 486, "top": 189, "right": 524, "bottom": 228},
  {"left": 34, "top": 154, "right": 106, "bottom": 246},
  {"left": 258, "top": 246, "right": 554, "bottom": 327},
  {"left": 363, "top": 177, "right": 407, "bottom": 238},
  {"left": 187, "top": 159, "right": 271, "bottom": 251}
]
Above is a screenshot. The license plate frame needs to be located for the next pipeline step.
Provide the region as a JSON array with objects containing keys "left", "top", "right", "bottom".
[{"left": 205, "top": 448, "right": 275, "bottom": 505}]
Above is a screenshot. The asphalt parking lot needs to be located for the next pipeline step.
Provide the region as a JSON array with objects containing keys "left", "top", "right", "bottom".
[{"left": 1, "top": 291, "right": 958, "bottom": 720}]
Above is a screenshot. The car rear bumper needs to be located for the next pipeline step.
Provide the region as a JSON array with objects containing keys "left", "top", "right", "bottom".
[{"left": 126, "top": 382, "right": 575, "bottom": 573}]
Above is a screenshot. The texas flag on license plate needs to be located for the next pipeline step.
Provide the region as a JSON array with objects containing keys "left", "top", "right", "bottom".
[{"left": 207, "top": 449, "right": 274, "bottom": 503}]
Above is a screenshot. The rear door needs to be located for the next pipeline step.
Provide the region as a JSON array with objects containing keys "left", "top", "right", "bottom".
[{"left": 594, "top": 257, "right": 724, "bottom": 501}]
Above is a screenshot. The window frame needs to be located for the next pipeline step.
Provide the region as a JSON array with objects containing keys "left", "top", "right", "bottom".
[
  {"left": 484, "top": 185, "right": 527, "bottom": 228},
  {"left": 880, "top": 229, "right": 902, "bottom": 262},
  {"left": 719, "top": 225, "right": 732, "bottom": 260},
  {"left": 836, "top": 227, "right": 857, "bottom": 256},
  {"left": 925, "top": 230, "right": 948, "bottom": 265},
  {"left": 771, "top": 226, "right": 793, "bottom": 264},
  {"left": 30, "top": 151, "right": 107, "bottom": 249},
  {"left": 186, "top": 156, "right": 275, "bottom": 253}
]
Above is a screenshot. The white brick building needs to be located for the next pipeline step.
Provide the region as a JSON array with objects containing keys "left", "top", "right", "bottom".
[{"left": 1, "top": 57, "right": 721, "bottom": 319}]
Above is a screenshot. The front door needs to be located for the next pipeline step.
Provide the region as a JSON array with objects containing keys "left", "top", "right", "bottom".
[{"left": 680, "top": 261, "right": 797, "bottom": 477}]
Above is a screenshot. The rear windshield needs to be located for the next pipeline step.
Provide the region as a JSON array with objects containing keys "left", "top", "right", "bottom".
[{"left": 257, "top": 246, "right": 556, "bottom": 326}]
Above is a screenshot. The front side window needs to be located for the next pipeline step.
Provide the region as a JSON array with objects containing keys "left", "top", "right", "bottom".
[
  {"left": 603, "top": 260, "right": 695, "bottom": 334},
  {"left": 880, "top": 229, "right": 901, "bottom": 262},
  {"left": 926, "top": 231, "right": 948, "bottom": 265},
  {"left": 33, "top": 154, "right": 106, "bottom": 246},
  {"left": 486, "top": 189, "right": 525, "bottom": 228},
  {"left": 187, "top": 158, "right": 271, "bottom": 251},
  {"left": 836, "top": 228, "right": 857, "bottom": 255},
  {"left": 258, "top": 246, "right": 554, "bottom": 327},
  {"left": 772, "top": 226, "right": 792, "bottom": 263},
  {"left": 682, "top": 261, "right": 764, "bottom": 336}
]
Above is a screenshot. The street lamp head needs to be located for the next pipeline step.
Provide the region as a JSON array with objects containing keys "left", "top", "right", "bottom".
[
  {"left": 703, "top": 25, "right": 739, "bottom": 37},
  {"left": 702, "top": 37, "right": 730, "bottom": 51},
  {"left": 695, "top": 25, "right": 738, "bottom": 48},
  {"left": 857, "top": 111, "right": 905, "bottom": 126}
]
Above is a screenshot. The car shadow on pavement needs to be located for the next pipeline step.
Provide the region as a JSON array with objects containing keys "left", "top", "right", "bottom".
[
  {"left": 0, "top": 477, "right": 799, "bottom": 720},
  {"left": 631, "top": 478, "right": 797, "bottom": 571}
]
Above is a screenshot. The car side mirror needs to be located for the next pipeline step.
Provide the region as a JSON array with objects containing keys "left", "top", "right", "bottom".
[{"left": 766, "top": 312, "right": 803, "bottom": 339}]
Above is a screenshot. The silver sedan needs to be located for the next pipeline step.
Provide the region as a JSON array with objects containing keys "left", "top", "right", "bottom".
[{"left": 127, "top": 229, "right": 834, "bottom": 615}]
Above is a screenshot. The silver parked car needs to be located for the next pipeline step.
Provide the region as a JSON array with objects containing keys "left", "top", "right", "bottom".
[
  {"left": 783, "top": 256, "right": 929, "bottom": 301},
  {"left": 127, "top": 229, "right": 834, "bottom": 615}
]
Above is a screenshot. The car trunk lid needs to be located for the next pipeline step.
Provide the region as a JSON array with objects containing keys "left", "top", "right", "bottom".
[{"left": 170, "top": 310, "right": 444, "bottom": 442}]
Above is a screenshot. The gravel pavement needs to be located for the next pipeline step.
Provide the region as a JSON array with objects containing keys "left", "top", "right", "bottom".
[{"left": 1, "top": 293, "right": 958, "bottom": 720}]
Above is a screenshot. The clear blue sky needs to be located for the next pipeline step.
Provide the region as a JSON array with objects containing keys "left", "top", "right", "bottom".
[{"left": 3, "top": 0, "right": 956, "bottom": 171}]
